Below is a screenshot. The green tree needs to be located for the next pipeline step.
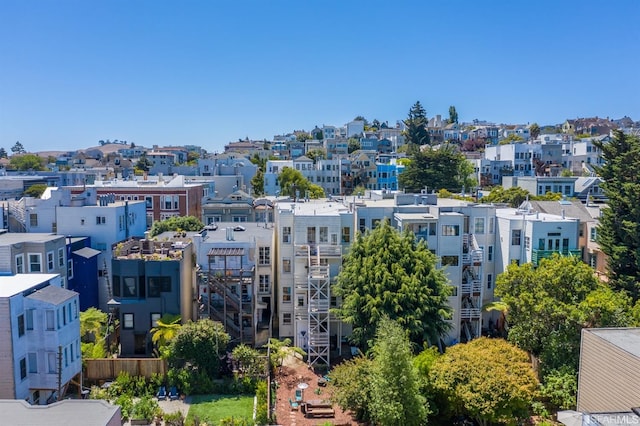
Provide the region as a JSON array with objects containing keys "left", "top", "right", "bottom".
[
  {"left": 347, "top": 137, "right": 361, "bottom": 153},
  {"left": 499, "top": 134, "right": 525, "bottom": 144},
  {"left": 296, "top": 132, "right": 312, "bottom": 142},
  {"left": 369, "top": 317, "right": 428, "bottom": 426},
  {"left": 496, "top": 255, "right": 633, "bottom": 373},
  {"left": 231, "top": 344, "right": 266, "bottom": 378},
  {"left": 448, "top": 105, "right": 458, "bottom": 124},
  {"left": 0, "top": 148, "right": 7, "bottom": 158},
  {"left": 150, "top": 313, "right": 181, "bottom": 350},
  {"left": 135, "top": 153, "right": 152, "bottom": 172},
  {"left": 594, "top": 130, "right": 640, "bottom": 300},
  {"left": 11, "top": 141, "right": 26, "bottom": 154},
  {"left": 430, "top": 337, "right": 539, "bottom": 426},
  {"left": 480, "top": 186, "right": 561, "bottom": 208},
  {"left": 263, "top": 338, "right": 305, "bottom": 371},
  {"left": 529, "top": 122, "right": 541, "bottom": 139},
  {"left": 329, "top": 356, "right": 375, "bottom": 423},
  {"left": 276, "top": 166, "right": 324, "bottom": 199},
  {"left": 149, "top": 216, "right": 204, "bottom": 237},
  {"left": 9, "top": 154, "right": 44, "bottom": 171},
  {"left": 403, "top": 101, "right": 430, "bottom": 147},
  {"left": 80, "top": 308, "right": 109, "bottom": 360},
  {"left": 249, "top": 154, "right": 267, "bottom": 196},
  {"left": 540, "top": 365, "right": 577, "bottom": 411},
  {"left": 24, "top": 183, "right": 48, "bottom": 198},
  {"left": 167, "top": 319, "right": 230, "bottom": 377},
  {"left": 333, "top": 219, "right": 452, "bottom": 350},
  {"left": 398, "top": 143, "right": 476, "bottom": 193},
  {"left": 306, "top": 148, "right": 326, "bottom": 163}
]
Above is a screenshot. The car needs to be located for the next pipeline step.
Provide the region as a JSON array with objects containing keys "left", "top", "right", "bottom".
[
  {"left": 205, "top": 224, "right": 218, "bottom": 231},
  {"left": 233, "top": 225, "right": 246, "bottom": 231}
]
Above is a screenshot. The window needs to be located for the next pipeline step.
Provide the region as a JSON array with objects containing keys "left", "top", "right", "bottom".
[
  {"left": 488, "top": 246, "right": 493, "bottom": 261},
  {"left": 449, "top": 286, "right": 458, "bottom": 297},
  {"left": 123, "top": 277, "right": 137, "bottom": 297},
  {"left": 20, "top": 358, "right": 27, "bottom": 380},
  {"left": 474, "top": 218, "right": 485, "bottom": 234},
  {"left": 429, "top": 223, "right": 437, "bottom": 236},
  {"left": 342, "top": 227, "right": 350, "bottom": 243},
  {"left": 58, "top": 248, "right": 65, "bottom": 268},
  {"left": 96, "top": 216, "right": 106, "bottom": 225},
  {"left": 282, "top": 313, "right": 292, "bottom": 325},
  {"left": 151, "top": 313, "right": 161, "bottom": 328},
  {"left": 48, "top": 352, "right": 56, "bottom": 373},
  {"left": 46, "top": 310, "right": 55, "bottom": 330},
  {"left": 487, "top": 274, "right": 493, "bottom": 289},
  {"left": 259, "top": 247, "right": 271, "bottom": 265},
  {"left": 282, "top": 287, "right": 292, "bottom": 303},
  {"left": 123, "top": 313, "right": 134, "bottom": 329},
  {"left": 282, "top": 227, "right": 291, "bottom": 244},
  {"left": 18, "top": 314, "right": 25, "bottom": 337},
  {"left": 441, "top": 256, "right": 459, "bottom": 266},
  {"left": 319, "top": 227, "right": 328, "bottom": 243},
  {"left": 145, "top": 196, "right": 153, "bottom": 209},
  {"left": 70, "top": 343, "right": 74, "bottom": 362},
  {"left": 67, "top": 260, "right": 74, "bottom": 279},
  {"left": 28, "top": 352, "right": 37, "bottom": 374},
  {"left": 282, "top": 258, "right": 291, "bottom": 273},
  {"left": 590, "top": 227, "right": 597, "bottom": 242},
  {"left": 297, "top": 296, "right": 305, "bottom": 307},
  {"left": 64, "top": 347, "right": 68, "bottom": 367},
  {"left": 511, "top": 230, "right": 522, "bottom": 245},
  {"left": 331, "top": 233, "right": 338, "bottom": 245},
  {"left": 489, "top": 217, "right": 495, "bottom": 233},
  {"left": 307, "top": 227, "right": 316, "bottom": 244},
  {"left": 62, "top": 305, "right": 67, "bottom": 326},
  {"left": 258, "top": 275, "right": 270, "bottom": 293},
  {"left": 15, "top": 254, "right": 24, "bottom": 273},
  {"left": 30, "top": 213, "right": 38, "bottom": 227},
  {"left": 442, "top": 225, "right": 460, "bottom": 236},
  {"left": 359, "top": 218, "right": 366, "bottom": 233},
  {"left": 26, "top": 309, "right": 34, "bottom": 330},
  {"left": 28, "top": 253, "right": 42, "bottom": 273},
  {"left": 47, "top": 251, "right": 54, "bottom": 271},
  {"left": 525, "top": 236, "right": 530, "bottom": 250}
]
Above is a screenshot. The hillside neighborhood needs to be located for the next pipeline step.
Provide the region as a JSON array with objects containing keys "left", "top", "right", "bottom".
[{"left": 1, "top": 109, "right": 640, "bottom": 426}]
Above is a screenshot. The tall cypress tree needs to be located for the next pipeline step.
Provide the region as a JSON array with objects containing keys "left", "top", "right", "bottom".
[
  {"left": 594, "top": 130, "right": 640, "bottom": 300},
  {"left": 403, "top": 101, "right": 430, "bottom": 147}
]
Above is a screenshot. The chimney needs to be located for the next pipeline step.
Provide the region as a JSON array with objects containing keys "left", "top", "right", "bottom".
[{"left": 561, "top": 209, "right": 565, "bottom": 219}]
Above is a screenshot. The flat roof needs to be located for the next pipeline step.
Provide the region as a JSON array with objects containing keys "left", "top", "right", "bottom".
[
  {"left": 586, "top": 328, "right": 640, "bottom": 358},
  {"left": 0, "top": 274, "right": 59, "bottom": 298},
  {"left": 0, "top": 399, "right": 119, "bottom": 426},
  {"left": 0, "top": 233, "right": 64, "bottom": 245},
  {"left": 27, "top": 284, "right": 76, "bottom": 304}
]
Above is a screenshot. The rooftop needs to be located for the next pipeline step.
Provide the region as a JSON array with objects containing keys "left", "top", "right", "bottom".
[
  {"left": 0, "top": 274, "right": 60, "bottom": 298},
  {"left": 27, "top": 284, "right": 77, "bottom": 305},
  {"left": 0, "top": 233, "right": 64, "bottom": 245},
  {"left": 0, "top": 399, "right": 120, "bottom": 426},
  {"left": 585, "top": 328, "right": 640, "bottom": 359}
]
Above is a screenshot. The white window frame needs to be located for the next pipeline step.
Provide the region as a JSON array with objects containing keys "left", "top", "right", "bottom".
[
  {"left": 58, "top": 248, "right": 65, "bottom": 268},
  {"left": 67, "top": 259, "right": 74, "bottom": 279},
  {"left": 47, "top": 251, "right": 55, "bottom": 272},
  {"left": 15, "top": 254, "right": 24, "bottom": 274},
  {"left": 28, "top": 253, "right": 42, "bottom": 273}
]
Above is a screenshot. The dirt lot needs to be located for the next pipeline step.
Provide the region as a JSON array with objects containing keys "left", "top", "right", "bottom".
[{"left": 273, "top": 355, "right": 359, "bottom": 426}]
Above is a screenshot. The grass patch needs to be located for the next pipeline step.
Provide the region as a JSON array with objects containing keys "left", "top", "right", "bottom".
[{"left": 186, "top": 394, "right": 253, "bottom": 424}]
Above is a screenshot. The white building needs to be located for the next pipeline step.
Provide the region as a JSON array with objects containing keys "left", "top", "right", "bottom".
[
  {"left": 0, "top": 274, "right": 81, "bottom": 404},
  {"left": 274, "top": 200, "right": 353, "bottom": 368},
  {"left": 346, "top": 120, "right": 365, "bottom": 138},
  {"left": 495, "top": 202, "right": 581, "bottom": 272}
]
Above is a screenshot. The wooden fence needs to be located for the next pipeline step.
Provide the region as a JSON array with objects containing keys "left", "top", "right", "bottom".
[{"left": 86, "top": 358, "right": 168, "bottom": 381}]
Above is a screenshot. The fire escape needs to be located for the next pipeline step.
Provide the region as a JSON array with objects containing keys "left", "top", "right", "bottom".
[
  {"left": 460, "top": 234, "right": 483, "bottom": 342},
  {"left": 295, "top": 244, "right": 339, "bottom": 369},
  {"left": 204, "top": 248, "right": 254, "bottom": 345}
]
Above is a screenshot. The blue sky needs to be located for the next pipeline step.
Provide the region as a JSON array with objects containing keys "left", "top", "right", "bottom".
[{"left": 1, "top": 1, "right": 639, "bottom": 153}]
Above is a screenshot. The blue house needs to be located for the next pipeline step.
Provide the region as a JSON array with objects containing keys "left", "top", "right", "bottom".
[{"left": 67, "top": 237, "right": 100, "bottom": 311}]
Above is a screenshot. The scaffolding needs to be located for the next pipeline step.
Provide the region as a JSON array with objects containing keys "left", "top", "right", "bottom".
[
  {"left": 461, "top": 234, "right": 483, "bottom": 342},
  {"left": 204, "top": 248, "right": 255, "bottom": 345},
  {"left": 296, "top": 244, "right": 338, "bottom": 369}
]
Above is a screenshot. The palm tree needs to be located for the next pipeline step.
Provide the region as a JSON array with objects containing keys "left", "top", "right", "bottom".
[
  {"left": 80, "top": 307, "right": 108, "bottom": 341},
  {"left": 150, "top": 314, "right": 182, "bottom": 349}
]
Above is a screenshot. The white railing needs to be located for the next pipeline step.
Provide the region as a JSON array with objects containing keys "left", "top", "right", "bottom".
[{"left": 459, "top": 308, "right": 481, "bottom": 319}]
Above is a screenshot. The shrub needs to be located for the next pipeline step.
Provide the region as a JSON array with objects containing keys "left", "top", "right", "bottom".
[
  {"left": 164, "top": 410, "right": 185, "bottom": 426},
  {"left": 131, "top": 396, "right": 161, "bottom": 421},
  {"left": 168, "top": 367, "right": 192, "bottom": 395},
  {"left": 114, "top": 394, "right": 134, "bottom": 420},
  {"left": 254, "top": 381, "right": 270, "bottom": 425}
]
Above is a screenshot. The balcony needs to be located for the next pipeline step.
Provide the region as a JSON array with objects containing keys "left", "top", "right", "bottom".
[
  {"left": 531, "top": 249, "right": 582, "bottom": 266},
  {"left": 294, "top": 245, "right": 342, "bottom": 258}
]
